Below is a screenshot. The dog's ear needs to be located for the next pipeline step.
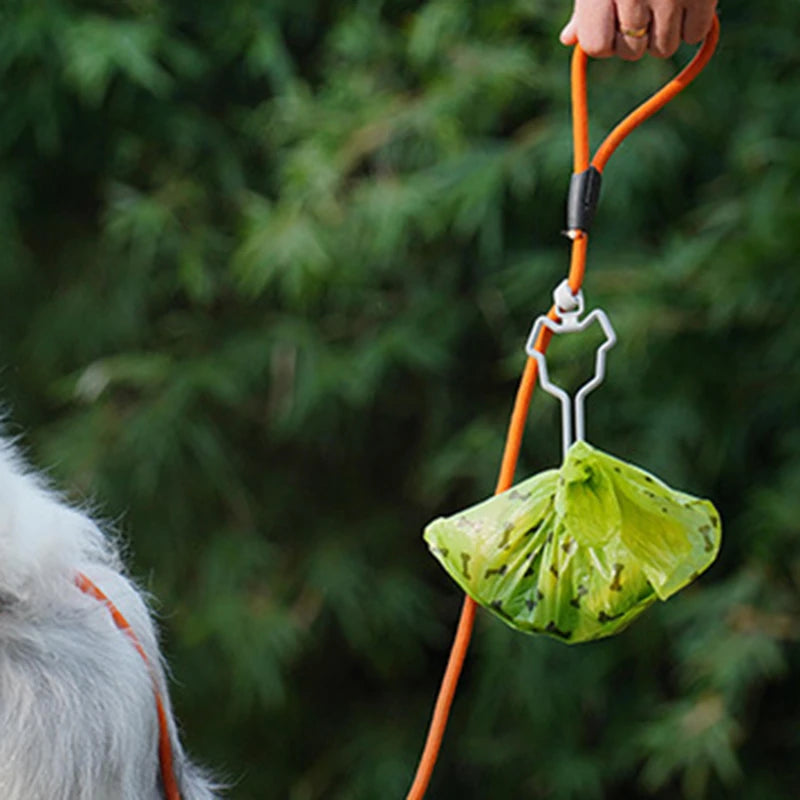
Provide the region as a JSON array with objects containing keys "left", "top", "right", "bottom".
[{"left": 0, "top": 437, "right": 111, "bottom": 600}]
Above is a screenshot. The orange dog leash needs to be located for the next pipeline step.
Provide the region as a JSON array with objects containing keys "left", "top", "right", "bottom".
[
  {"left": 75, "top": 572, "right": 182, "bottom": 800},
  {"left": 406, "top": 17, "right": 720, "bottom": 800}
]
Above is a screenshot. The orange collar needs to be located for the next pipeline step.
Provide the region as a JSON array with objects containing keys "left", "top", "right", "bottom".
[{"left": 75, "top": 572, "right": 181, "bottom": 800}]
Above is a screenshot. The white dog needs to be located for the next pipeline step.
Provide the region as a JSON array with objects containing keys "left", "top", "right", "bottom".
[{"left": 0, "top": 438, "right": 219, "bottom": 799}]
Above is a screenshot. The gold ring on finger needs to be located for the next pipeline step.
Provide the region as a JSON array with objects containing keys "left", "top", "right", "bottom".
[{"left": 621, "top": 26, "right": 649, "bottom": 38}]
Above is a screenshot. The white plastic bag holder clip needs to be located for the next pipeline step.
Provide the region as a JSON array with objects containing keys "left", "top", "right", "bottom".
[{"left": 525, "top": 280, "right": 617, "bottom": 459}]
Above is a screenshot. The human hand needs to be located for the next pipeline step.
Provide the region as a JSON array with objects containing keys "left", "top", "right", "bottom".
[{"left": 560, "top": 0, "right": 717, "bottom": 60}]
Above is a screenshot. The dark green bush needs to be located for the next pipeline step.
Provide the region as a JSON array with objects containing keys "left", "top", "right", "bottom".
[{"left": 0, "top": 2, "right": 798, "bottom": 797}]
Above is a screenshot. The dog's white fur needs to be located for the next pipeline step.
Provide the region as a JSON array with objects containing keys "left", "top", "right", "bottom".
[{"left": 0, "top": 439, "right": 218, "bottom": 799}]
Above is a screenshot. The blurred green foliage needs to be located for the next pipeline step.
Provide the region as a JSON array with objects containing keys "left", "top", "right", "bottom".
[{"left": 0, "top": 1, "right": 799, "bottom": 798}]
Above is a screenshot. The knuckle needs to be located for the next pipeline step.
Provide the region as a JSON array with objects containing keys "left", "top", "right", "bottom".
[
  {"left": 577, "top": 19, "right": 614, "bottom": 58},
  {"left": 583, "top": 45, "right": 613, "bottom": 58},
  {"left": 580, "top": 33, "right": 614, "bottom": 58},
  {"left": 649, "top": 30, "right": 679, "bottom": 59},
  {"left": 616, "top": 36, "right": 647, "bottom": 61},
  {"left": 649, "top": 42, "right": 678, "bottom": 58},
  {"left": 619, "top": 50, "right": 642, "bottom": 62}
]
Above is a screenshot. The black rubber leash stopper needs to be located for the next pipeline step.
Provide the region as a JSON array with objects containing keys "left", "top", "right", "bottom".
[{"left": 566, "top": 166, "right": 602, "bottom": 233}]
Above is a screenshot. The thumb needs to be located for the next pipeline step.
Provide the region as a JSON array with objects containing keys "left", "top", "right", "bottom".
[{"left": 560, "top": 14, "right": 578, "bottom": 45}]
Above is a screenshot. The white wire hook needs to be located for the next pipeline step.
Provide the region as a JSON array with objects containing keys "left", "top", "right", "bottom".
[{"left": 525, "top": 280, "right": 617, "bottom": 459}]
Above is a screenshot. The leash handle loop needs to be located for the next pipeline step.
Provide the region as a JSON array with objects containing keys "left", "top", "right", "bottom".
[{"left": 567, "top": 15, "right": 721, "bottom": 238}]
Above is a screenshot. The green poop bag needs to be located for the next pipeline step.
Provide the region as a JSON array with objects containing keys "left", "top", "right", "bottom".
[{"left": 424, "top": 440, "right": 721, "bottom": 643}]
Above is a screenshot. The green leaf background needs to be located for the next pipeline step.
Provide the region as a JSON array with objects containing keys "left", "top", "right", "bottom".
[{"left": 0, "top": 1, "right": 798, "bottom": 798}]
